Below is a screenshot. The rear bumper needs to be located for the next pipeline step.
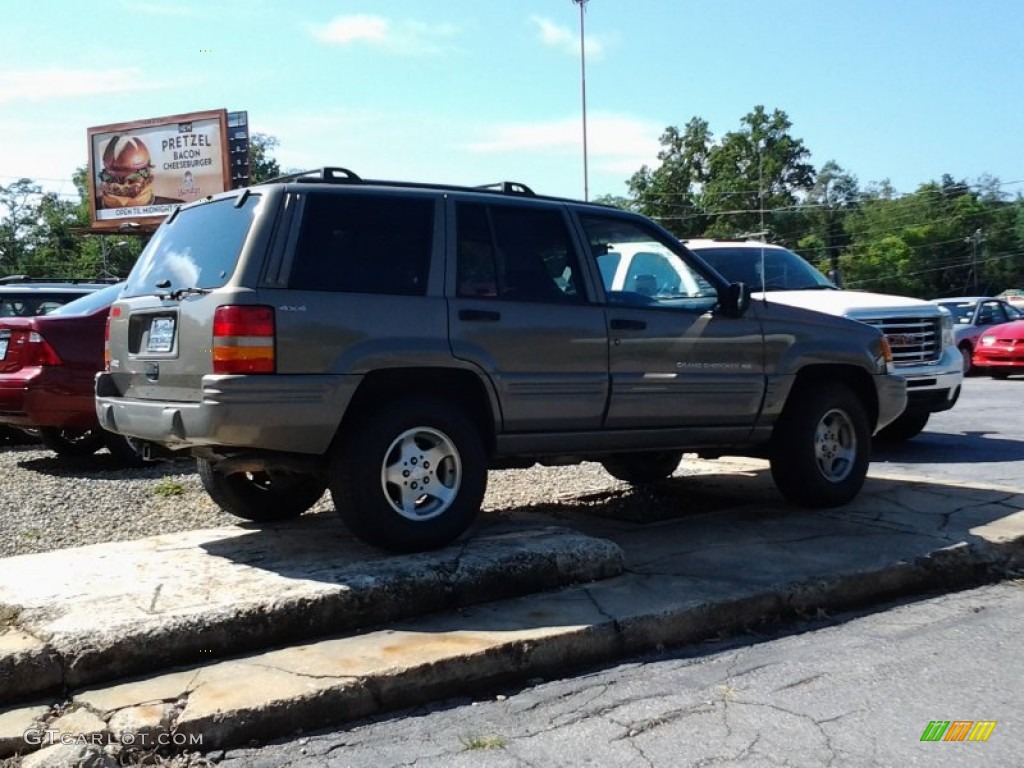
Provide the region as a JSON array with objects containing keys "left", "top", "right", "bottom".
[
  {"left": 0, "top": 370, "right": 98, "bottom": 429},
  {"left": 95, "top": 372, "right": 359, "bottom": 455}
]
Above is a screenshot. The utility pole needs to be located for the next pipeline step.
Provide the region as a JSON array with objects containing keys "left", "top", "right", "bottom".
[
  {"left": 572, "top": 0, "right": 589, "bottom": 201},
  {"left": 965, "top": 228, "right": 985, "bottom": 294}
]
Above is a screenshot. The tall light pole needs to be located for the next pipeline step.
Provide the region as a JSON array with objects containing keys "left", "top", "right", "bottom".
[
  {"left": 965, "top": 228, "right": 985, "bottom": 294},
  {"left": 572, "top": 0, "right": 589, "bottom": 201}
]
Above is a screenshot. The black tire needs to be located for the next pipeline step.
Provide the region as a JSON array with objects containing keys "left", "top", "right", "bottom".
[
  {"left": 959, "top": 344, "right": 973, "bottom": 375},
  {"left": 601, "top": 451, "right": 683, "bottom": 484},
  {"left": 0, "top": 426, "right": 37, "bottom": 445},
  {"left": 991, "top": 371, "right": 1010, "bottom": 380},
  {"left": 874, "top": 409, "right": 930, "bottom": 443},
  {"left": 328, "top": 398, "right": 487, "bottom": 553},
  {"left": 197, "top": 458, "right": 327, "bottom": 522},
  {"left": 102, "top": 433, "right": 151, "bottom": 468},
  {"left": 769, "top": 383, "right": 870, "bottom": 508},
  {"left": 38, "top": 427, "right": 107, "bottom": 457}
]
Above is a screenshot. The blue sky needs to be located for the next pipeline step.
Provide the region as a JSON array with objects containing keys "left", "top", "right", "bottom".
[{"left": 2, "top": 0, "right": 1022, "bottom": 203}]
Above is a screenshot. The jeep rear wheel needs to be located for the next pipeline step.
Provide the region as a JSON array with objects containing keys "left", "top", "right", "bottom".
[
  {"left": 769, "top": 383, "right": 870, "bottom": 508},
  {"left": 329, "top": 398, "right": 487, "bottom": 553},
  {"left": 197, "top": 458, "right": 327, "bottom": 522},
  {"left": 601, "top": 451, "right": 683, "bottom": 484},
  {"left": 38, "top": 427, "right": 107, "bottom": 457}
]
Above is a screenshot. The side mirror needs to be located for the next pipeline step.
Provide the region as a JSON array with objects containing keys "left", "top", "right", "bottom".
[{"left": 721, "top": 282, "right": 751, "bottom": 318}]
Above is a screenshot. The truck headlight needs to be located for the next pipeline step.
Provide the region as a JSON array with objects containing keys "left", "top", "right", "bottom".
[{"left": 939, "top": 310, "right": 954, "bottom": 348}]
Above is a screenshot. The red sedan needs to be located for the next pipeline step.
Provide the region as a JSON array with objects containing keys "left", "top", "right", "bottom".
[
  {"left": 0, "top": 283, "right": 143, "bottom": 464},
  {"left": 972, "top": 319, "right": 1024, "bottom": 378}
]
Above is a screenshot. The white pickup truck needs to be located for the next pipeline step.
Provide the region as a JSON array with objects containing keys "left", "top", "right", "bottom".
[{"left": 677, "top": 239, "right": 961, "bottom": 440}]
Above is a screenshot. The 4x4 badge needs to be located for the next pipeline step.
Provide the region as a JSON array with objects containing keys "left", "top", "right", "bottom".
[{"left": 278, "top": 305, "right": 307, "bottom": 312}]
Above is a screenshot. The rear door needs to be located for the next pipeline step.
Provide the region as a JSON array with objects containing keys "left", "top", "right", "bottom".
[{"left": 447, "top": 198, "right": 609, "bottom": 431}]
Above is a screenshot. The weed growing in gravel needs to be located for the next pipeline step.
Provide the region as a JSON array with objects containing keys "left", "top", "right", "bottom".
[
  {"left": 153, "top": 479, "right": 186, "bottom": 498},
  {"left": 459, "top": 734, "right": 507, "bottom": 751}
]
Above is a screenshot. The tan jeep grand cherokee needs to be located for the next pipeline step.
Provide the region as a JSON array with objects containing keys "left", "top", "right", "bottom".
[{"left": 96, "top": 168, "right": 906, "bottom": 552}]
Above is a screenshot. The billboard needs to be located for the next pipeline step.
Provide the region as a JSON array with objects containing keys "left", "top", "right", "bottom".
[{"left": 87, "top": 109, "right": 231, "bottom": 231}]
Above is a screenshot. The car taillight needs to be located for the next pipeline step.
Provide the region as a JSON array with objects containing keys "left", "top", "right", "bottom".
[
  {"left": 212, "top": 305, "right": 275, "bottom": 374},
  {"left": 103, "top": 308, "right": 117, "bottom": 371},
  {"left": 25, "top": 331, "right": 63, "bottom": 366}
]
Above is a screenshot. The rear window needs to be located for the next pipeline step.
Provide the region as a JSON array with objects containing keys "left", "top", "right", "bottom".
[
  {"left": 48, "top": 283, "right": 125, "bottom": 316},
  {"left": 0, "top": 291, "right": 89, "bottom": 317},
  {"left": 122, "top": 195, "right": 260, "bottom": 298}
]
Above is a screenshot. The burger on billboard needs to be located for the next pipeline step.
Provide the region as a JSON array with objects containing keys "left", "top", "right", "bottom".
[{"left": 87, "top": 109, "right": 231, "bottom": 231}]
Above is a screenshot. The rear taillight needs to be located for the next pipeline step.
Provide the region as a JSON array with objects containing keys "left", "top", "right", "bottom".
[
  {"left": 25, "top": 331, "right": 63, "bottom": 366},
  {"left": 104, "top": 307, "right": 118, "bottom": 371},
  {"left": 212, "top": 305, "right": 275, "bottom": 374}
]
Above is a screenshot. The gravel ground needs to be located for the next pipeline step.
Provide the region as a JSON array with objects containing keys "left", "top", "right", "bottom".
[{"left": 0, "top": 437, "right": 666, "bottom": 559}]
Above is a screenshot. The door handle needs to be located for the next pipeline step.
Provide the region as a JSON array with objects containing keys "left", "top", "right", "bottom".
[
  {"left": 459, "top": 309, "right": 501, "bottom": 322},
  {"left": 610, "top": 318, "right": 647, "bottom": 330}
]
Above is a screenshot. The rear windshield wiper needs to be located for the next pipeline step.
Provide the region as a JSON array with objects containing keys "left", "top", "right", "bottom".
[{"left": 155, "top": 285, "right": 212, "bottom": 301}]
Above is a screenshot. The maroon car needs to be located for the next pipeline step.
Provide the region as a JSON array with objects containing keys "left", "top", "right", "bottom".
[{"left": 0, "top": 283, "right": 143, "bottom": 464}]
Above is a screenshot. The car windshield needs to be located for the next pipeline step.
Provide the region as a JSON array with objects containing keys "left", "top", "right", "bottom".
[
  {"left": 936, "top": 301, "right": 977, "bottom": 324},
  {"left": 47, "top": 283, "right": 125, "bottom": 316},
  {"left": 691, "top": 245, "right": 835, "bottom": 291}
]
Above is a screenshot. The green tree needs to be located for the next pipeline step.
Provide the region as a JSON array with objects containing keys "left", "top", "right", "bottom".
[
  {"left": 702, "top": 106, "right": 816, "bottom": 241},
  {"left": 248, "top": 133, "right": 281, "bottom": 183},
  {"left": 0, "top": 178, "right": 42, "bottom": 273},
  {"left": 627, "top": 117, "right": 713, "bottom": 238},
  {"left": 797, "top": 161, "right": 860, "bottom": 279}
]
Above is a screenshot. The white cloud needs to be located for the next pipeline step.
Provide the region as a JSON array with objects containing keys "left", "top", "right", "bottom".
[
  {"left": 0, "top": 68, "right": 153, "bottom": 104},
  {"left": 464, "top": 113, "right": 660, "bottom": 161},
  {"left": 310, "top": 15, "right": 459, "bottom": 55},
  {"left": 530, "top": 15, "right": 605, "bottom": 58}
]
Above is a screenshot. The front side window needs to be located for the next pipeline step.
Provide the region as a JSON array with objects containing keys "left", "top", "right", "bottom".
[
  {"left": 580, "top": 214, "right": 717, "bottom": 311},
  {"left": 289, "top": 193, "right": 433, "bottom": 295},
  {"left": 456, "top": 203, "right": 583, "bottom": 303}
]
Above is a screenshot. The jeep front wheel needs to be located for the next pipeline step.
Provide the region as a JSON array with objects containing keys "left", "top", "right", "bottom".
[
  {"left": 601, "top": 451, "right": 683, "bottom": 484},
  {"left": 769, "top": 383, "right": 870, "bottom": 508},
  {"left": 197, "top": 458, "right": 327, "bottom": 522},
  {"left": 329, "top": 399, "right": 487, "bottom": 553}
]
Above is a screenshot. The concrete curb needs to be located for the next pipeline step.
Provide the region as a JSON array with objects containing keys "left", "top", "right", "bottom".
[
  {"left": 2, "top": 533, "right": 1019, "bottom": 761},
  {"left": 0, "top": 522, "right": 624, "bottom": 705}
]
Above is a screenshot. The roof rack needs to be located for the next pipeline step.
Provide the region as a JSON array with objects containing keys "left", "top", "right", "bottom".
[
  {"left": 264, "top": 167, "right": 363, "bottom": 185},
  {"left": 261, "top": 167, "right": 545, "bottom": 200},
  {"left": 475, "top": 181, "right": 536, "bottom": 196},
  {"left": 0, "top": 275, "right": 121, "bottom": 285}
]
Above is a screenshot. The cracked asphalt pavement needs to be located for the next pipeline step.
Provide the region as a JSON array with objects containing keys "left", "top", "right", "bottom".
[
  {"left": 207, "top": 377, "right": 1024, "bottom": 767},
  {"left": 213, "top": 581, "right": 1022, "bottom": 767}
]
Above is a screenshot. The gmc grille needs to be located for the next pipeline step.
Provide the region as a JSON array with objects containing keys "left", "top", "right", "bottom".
[{"left": 859, "top": 316, "right": 942, "bottom": 366}]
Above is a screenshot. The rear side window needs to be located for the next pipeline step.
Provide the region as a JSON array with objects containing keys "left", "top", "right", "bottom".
[
  {"left": 123, "top": 196, "right": 260, "bottom": 298},
  {"left": 288, "top": 193, "right": 433, "bottom": 295},
  {"left": 0, "top": 292, "right": 88, "bottom": 317},
  {"left": 456, "top": 203, "right": 584, "bottom": 303}
]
